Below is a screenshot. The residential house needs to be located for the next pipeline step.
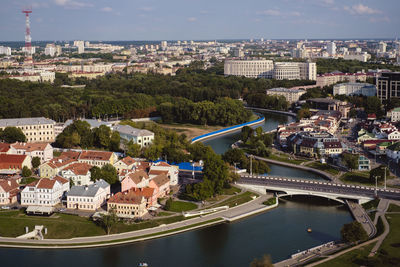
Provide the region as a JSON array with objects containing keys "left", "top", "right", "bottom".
[
  {"left": 78, "top": 150, "right": 118, "bottom": 167},
  {"left": 149, "top": 174, "right": 170, "bottom": 199},
  {"left": 38, "top": 151, "right": 79, "bottom": 178},
  {"left": 107, "top": 190, "right": 148, "bottom": 218},
  {"left": 112, "top": 124, "right": 154, "bottom": 148},
  {"left": 67, "top": 179, "right": 110, "bottom": 211},
  {"left": 358, "top": 155, "right": 371, "bottom": 171},
  {"left": 113, "top": 156, "right": 137, "bottom": 172},
  {"left": 9, "top": 142, "right": 53, "bottom": 163},
  {"left": 60, "top": 162, "right": 92, "bottom": 186},
  {"left": 121, "top": 170, "right": 149, "bottom": 192},
  {"left": 386, "top": 142, "right": 400, "bottom": 163},
  {"left": 149, "top": 161, "right": 179, "bottom": 186},
  {"left": 323, "top": 141, "right": 343, "bottom": 156},
  {"left": 0, "top": 117, "right": 56, "bottom": 143},
  {"left": 0, "top": 180, "right": 19, "bottom": 205},
  {"left": 21, "top": 177, "right": 69, "bottom": 207},
  {"left": 0, "top": 154, "right": 32, "bottom": 174},
  {"left": 126, "top": 187, "right": 158, "bottom": 207}
]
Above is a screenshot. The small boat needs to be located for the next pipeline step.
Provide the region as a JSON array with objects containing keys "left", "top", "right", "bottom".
[
  {"left": 307, "top": 228, "right": 312, "bottom": 233},
  {"left": 138, "top": 263, "right": 148, "bottom": 267}
]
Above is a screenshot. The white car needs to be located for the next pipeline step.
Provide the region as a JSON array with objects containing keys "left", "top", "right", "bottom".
[{"left": 1, "top": 206, "right": 10, "bottom": 210}]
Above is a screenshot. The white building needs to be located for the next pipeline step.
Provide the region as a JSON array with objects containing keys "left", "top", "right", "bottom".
[
  {"left": 149, "top": 161, "right": 179, "bottom": 186},
  {"left": 67, "top": 179, "right": 110, "bottom": 211},
  {"left": 379, "top": 42, "right": 387, "bottom": 53},
  {"left": 266, "top": 88, "right": 306, "bottom": 103},
  {"left": 0, "top": 117, "right": 56, "bottom": 143},
  {"left": 74, "top": 40, "right": 85, "bottom": 54},
  {"left": 327, "top": 42, "right": 336, "bottom": 56},
  {"left": 343, "top": 53, "right": 371, "bottom": 62},
  {"left": 21, "top": 177, "right": 69, "bottom": 207},
  {"left": 113, "top": 125, "right": 154, "bottom": 148},
  {"left": 0, "top": 46, "right": 11, "bottom": 56},
  {"left": 60, "top": 162, "right": 92, "bottom": 186},
  {"left": 388, "top": 108, "right": 400, "bottom": 122},
  {"left": 9, "top": 142, "right": 53, "bottom": 163},
  {"left": 333, "top": 83, "right": 377, "bottom": 97}
]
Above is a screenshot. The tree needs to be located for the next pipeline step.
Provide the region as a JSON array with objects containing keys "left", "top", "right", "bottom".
[
  {"left": 100, "top": 164, "right": 118, "bottom": 185},
  {"left": 90, "top": 166, "right": 102, "bottom": 182},
  {"left": 109, "top": 131, "right": 121, "bottom": 152},
  {"left": 125, "top": 140, "right": 141, "bottom": 157},
  {"left": 250, "top": 254, "right": 273, "bottom": 267},
  {"left": 341, "top": 221, "right": 368, "bottom": 243},
  {"left": 22, "top": 166, "right": 32, "bottom": 177},
  {"left": 100, "top": 208, "right": 118, "bottom": 235},
  {"left": 369, "top": 165, "right": 390, "bottom": 182},
  {"left": 349, "top": 108, "right": 357, "bottom": 118},
  {"left": 241, "top": 126, "right": 254, "bottom": 143},
  {"left": 365, "top": 96, "right": 382, "bottom": 116},
  {"left": 341, "top": 153, "right": 359, "bottom": 171},
  {"left": 297, "top": 108, "right": 311, "bottom": 120},
  {"left": 31, "top": 157, "right": 41, "bottom": 169},
  {"left": 93, "top": 125, "right": 111, "bottom": 148},
  {"left": 0, "top": 127, "right": 26, "bottom": 143},
  {"left": 164, "top": 198, "right": 173, "bottom": 211}
]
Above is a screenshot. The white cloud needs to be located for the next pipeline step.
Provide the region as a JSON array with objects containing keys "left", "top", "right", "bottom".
[
  {"left": 54, "top": 0, "right": 93, "bottom": 9},
  {"left": 101, "top": 7, "right": 113, "bottom": 12},
  {"left": 369, "top": 16, "right": 390, "bottom": 23},
  {"left": 187, "top": 17, "right": 197, "bottom": 22},
  {"left": 258, "top": 9, "right": 281, "bottom": 16},
  {"left": 344, "top": 4, "right": 382, "bottom": 15},
  {"left": 138, "top": 6, "right": 154, "bottom": 12},
  {"left": 322, "top": 0, "right": 334, "bottom": 5}
]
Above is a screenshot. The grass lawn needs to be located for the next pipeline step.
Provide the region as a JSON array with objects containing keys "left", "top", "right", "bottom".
[
  {"left": 156, "top": 211, "right": 174, "bottom": 217},
  {"left": 221, "top": 186, "right": 241, "bottom": 195},
  {"left": 19, "top": 177, "right": 39, "bottom": 185},
  {"left": 340, "top": 171, "right": 374, "bottom": 185},
  {"left": 308, "top": 162, "right": 340, "bottom": 175},
  {"left": 314, "top": 242, "right": 376, "bottom": 267},
  {"left": 379, "top": 214, "right": 400, "bottom": 256},
  {"left": 210, "top": 191, "right": 258, "bottom": 208},
  {"left": 266, "top": 153, "right": 306, "bottom": 165},
  {"left": 388, "top": 204, "right": 400, "bottom": 212},
  {"left": 166, "top": 201, "right": 197, "bottom": 212},
  {"left": 263, "top": 197, "right": 276, "bottom": 206},
  {"left": 0, "top": 210, "right": 105, "bottom": 238},
  {"left": 362, "top": 198, "right": 380, "bottom": 210}
]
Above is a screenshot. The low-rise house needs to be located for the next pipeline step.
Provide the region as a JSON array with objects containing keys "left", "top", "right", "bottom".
[
  {"left": 107, "top": 190, "right": 148, "bottom": 218},
  {"left": 358, "top": 155, "right": 371, "bottom": 171},
  {"left": 323, "top": 141, "right": 343, "bottom": 156},
  {"left": 386, "top": 142, "right": 400, "bottom": 163},
  {"left": 67, "top": 179, "right": 110, "bottom": 211},
  {"left": 78, "top": 150, "right": 118, "bottom": 167},
  {"left": 9, "top": 142, "right": 53, "bottom": 163},
  {"left": 0, "top": 180, "right": 19, "bottom": 205},
  {"left": 21, "top": 177, "right": 69, "bottom": 207},
  {"left": 38, "top": 152, "right": 79, "bottom": 178},
  {"left": 126, "top": 187, "right": 158, "bottom": 207},
  {"left": 112, "top": 124, "right": 154, "bottom": 148},
  {"left": 54, "top": 176, "right": 70, "bottom": 192},
  {"left": 60, "top": 162, "right": 92, "bottom": 186},
  {"left": 0, "top": 154, "right": 32, "bottom": 173},
  {"left": 149, "top": 174, "right": 170, "bottom": 199},
  {"left": 376, "top": 142, "right": 393, "bottom": 155},
  {"left": 357, "top": 132, "right": 376, "bottom": 144},
  {"left": 388, "top": 107, "right": 400, "bottom": 122},
  {"left": 121, "top": 170, "right": 149, "bottom": 192},
  {"left": 113, "top": 156, "right": 137, "bottom": 172},
  {"left": 149, "top": 161, "right": 179, "bottom": 186}
]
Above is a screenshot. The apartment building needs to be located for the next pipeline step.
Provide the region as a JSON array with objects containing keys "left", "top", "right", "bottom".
[
  {"left": 377, "top": 72, "right": 400, "bottom": 102},
  {"left": 0, "top": 117, "right": 56, "bottom": 143},
  {"left": 333, "top": 83, "right": 376, "bottom": 96},
  {"left": 67, "top": 179, "right": 110, "bottom": 211},
  {"left": 8, "top": 142, "right": 53, "bottom": 163},
  {"left": 107, "top": 190, "right": 148, "bottom": 219},
  {"left": 112, "top": 125, "right": 154, "bottom": 148},
  {"left": 21, "top": 177, "right": 69, "bottom": 207},
  {"left": 266, "top": 88, "right": 306, "bottom": 103}
]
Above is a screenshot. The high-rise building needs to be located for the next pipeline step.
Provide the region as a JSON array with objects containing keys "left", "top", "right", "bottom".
[
  {"left": 233, "top": 48, "right": 244, "bottom": 58},
  {"left": 377, "top": 72, "right": 400, "bottom": 102},
  {"left": 327, "top": 42, "right": 336, "bottom": 56},
  {"left": 161, "top": 41, "right": 167, "bottom": 50},
  {"left": 379, "top": 41, "right": 387, "bottom": 53},
  {"left": 74, "top": 40, "right": 85, "bottom": 54},
  {"left": 0, "top": 46, "right": 11, "bottom": 56}
]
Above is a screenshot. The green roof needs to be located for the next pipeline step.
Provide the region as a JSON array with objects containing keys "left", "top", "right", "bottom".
[{"left": 387, "top": 142, "right": 400, "bottom": 151}]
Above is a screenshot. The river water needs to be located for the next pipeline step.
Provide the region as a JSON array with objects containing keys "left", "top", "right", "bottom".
[{"left": 1, "top": 112, "right": 353, "bottom": 267}]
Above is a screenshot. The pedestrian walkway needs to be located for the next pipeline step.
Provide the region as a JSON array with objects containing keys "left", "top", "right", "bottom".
[{"left": 369, "top": 199, "right": 390, "bottom": 257}]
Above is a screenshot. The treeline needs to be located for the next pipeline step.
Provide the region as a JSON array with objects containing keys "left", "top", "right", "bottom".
[
  {"left": 158, "top": 97, "right": 252, "bottom": 126},
  {"left": 245, "top": 93, "right": 289, "bottom": 111},
  {"left": 0, "top": 70, "right": 316, "bottom": 123},
  {"left": 316, "top": 58, "right": 400, "bottom": 74}
]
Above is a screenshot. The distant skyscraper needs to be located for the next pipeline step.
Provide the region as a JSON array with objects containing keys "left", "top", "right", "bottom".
[
  {"left": 74, "top": 40, "right": 85, "bottom": 54},
  {"left": 161, "top": 41, "right": 167, "bottom": 50},
  {"left": 379, "top": 41, "right": 387, "bottom": 53},
  {"left": 327, "top": 42, "right": 336, "bottom": 56}
]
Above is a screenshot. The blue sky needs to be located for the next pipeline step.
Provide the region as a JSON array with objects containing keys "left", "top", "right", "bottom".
[{"left": 0, "top": 0, "right": 399, "bottom": 41}]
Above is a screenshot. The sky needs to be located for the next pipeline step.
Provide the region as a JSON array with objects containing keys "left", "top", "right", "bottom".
[{"left": 0, "top": 0, "right": 399, "bottom": 41}]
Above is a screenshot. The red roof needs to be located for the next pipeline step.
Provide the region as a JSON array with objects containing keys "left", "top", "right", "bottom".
[
  {"left": 63, "top": 162, "right": 92, "bottom": 175},
  {"left": 79, "top": 151, "right": 113, "bottom": 161},
  {"left": 11, "top": 142, "right": 50, "bottom": 152},
  {"left": 121, "top": 156, "right": 136, "bottom": 166},
  {"left": 0, "top": 143, "right": 11, "bottom": 153},
  {"left": 53, "top": 175, "right": 69, "bottom": 185},
  {"left": 108, "top": 189, "right": 148, "bottom": 204},
  {"left": 36, "top": 178, "right": 57, "bottom": 189},
  {"left": 0, "top": 154, "right": 28, "bottom": 169}
]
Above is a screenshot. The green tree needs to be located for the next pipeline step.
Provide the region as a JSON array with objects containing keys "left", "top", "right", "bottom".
[
  {"left": 297, "top": 108, "right": 311, "bottom": 120},
  {"left": 109, "top": 131, "right": 121, "bottom": 152},
  {"left": 341, "top": 221, "right": 368, "bottom": 243},
  {"left": 90, "top": 166, "right": 102, "bottom": 182},
  {"left": 100, "top": 208, "right": 118, "bottom": 235},
  {"left": 369, "top": 165, "right": 390, "bottom": 182},
  {"left": 22, "top": 166, "right": 32, "bottom": 177},
  {"left": 31, "top": 157, "right": 41, "bottom": 169},
  {"left": 365, "top": 96, "right": 382, "bottom": 115},
  {"left": 101, "top": 164, "right": 118, "bottom": 185},
  {"left": 125, "top": 140, "right": 141, "bottom": 157},
  {"left": 164, "top": 198, "right": 173, "bottom": 211},
  {"left": 241, "top": 126, "right": 254, "bottom": 143},
  {"left": 0, "top": 127, "right": 26, "bottom": 143},
  {"left": 341, "top": 153, "right": 359, "bottom": 171},
  {"left": 93, "top": 125, "right": 111, "bottom": 148},
  {"left": 250, "top": 254, "right": 274, "bottom": 267}
]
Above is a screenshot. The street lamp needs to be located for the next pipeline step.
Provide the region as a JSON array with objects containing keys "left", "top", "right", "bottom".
[{"left": 373, "top": 175, "right": 378, "bottom": 197}]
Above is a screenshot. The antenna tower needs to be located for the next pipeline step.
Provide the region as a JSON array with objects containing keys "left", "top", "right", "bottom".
[{"left": 22, "top": 7, "right": 33, "bottom": 67}]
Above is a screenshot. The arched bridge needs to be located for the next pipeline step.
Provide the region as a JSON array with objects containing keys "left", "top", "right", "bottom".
[{"left": 237, "top": 175, "right": 400, "bottom": 204}]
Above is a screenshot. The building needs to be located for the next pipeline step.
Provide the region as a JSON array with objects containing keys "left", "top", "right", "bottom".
[
  {"left": 224, "top": 59, "right": 274, "bottom": 78},
  {"left": 327, "top": 42, "right": 336, "bottom": 56},
  {"left": 0, "top": 180, "right": 19, "bottom": 205},
  {"left": 38, "top": 151, "right": 80, "bottom": 178},
  {"left": 149, "top": 161, "right": 179, "bottom": 186},
  {"left": 343, "top": 53, "right": 370, "bottom": 62},
  {"left": 112, "top": 125, "right": 154, "bottom": 148},
  {"left": 21, "top": 177, "right": 69, "bottom": 207},
  {"left": 0, "top": 154, "right": 31, "bottom": 173},
  {"left": 78, "top": 150, "right": 118, "bottom": 167},
  {"left": 388, "top": 107, "right": 400, "bottom": 122},
  {"left": 74, "top": 40, "right": 85, "bottom": 54},
  {"left": 377, "top": 72, "right": 400, "bottom": 102},
  {"left": 148, "top": 174, "right": 170, "bottom": 199},
  {"left": 333, "top": 83, "right": 377, "bottom": 97},
  {"left": 121, "top": 170, "right": 150, "bottom": 192},
  {"left": 266, "top": 88, "right": 306, "bottom": 103},
  {"left": 316, "top": 72, "right": 369, "bottom": 87},
  {"left": 0, "top": 117, "right": 56, "bottom": 143},
  {"left": 113, "top": 156, "right": 137, "bottom": 173},
  {"left": 387, "top": 142, "right": 400, "bottom": 163},
  {"left": 60, "top": 162, "right": 92, "bottom": 186},
  {"left": 0, "top": 46, "right": 11, "bottom": 56},
  {"left": 8, "top": 142, "right": 53, "bottom": 163},
  {"left": 107, "top": 190, "right": 148, "bottom": 218},
  {"left": 67, "top": 179, "right": 110, "bottom": 211},
  {"left": 358, "top": 155, "right": 371, "bottom": 171}
]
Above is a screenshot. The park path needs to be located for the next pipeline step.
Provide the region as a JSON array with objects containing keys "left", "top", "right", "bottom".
[{"left": 369, "top": 199, "right": 390, "bottom": 257}]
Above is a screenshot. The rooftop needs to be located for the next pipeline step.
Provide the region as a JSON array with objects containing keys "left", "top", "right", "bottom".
[
  {"left": 0, "top": 117, "right": 55, "bottom": 127},
  {"left": 112, "top": 125, "right": 154, "bottom": 137}
]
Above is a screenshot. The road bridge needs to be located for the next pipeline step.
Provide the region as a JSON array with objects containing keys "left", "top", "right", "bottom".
[{"left": 237, "top": 175, "right": 400, "bottom": 204}]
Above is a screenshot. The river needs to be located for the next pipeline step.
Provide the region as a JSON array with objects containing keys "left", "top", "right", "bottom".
[{"left": 1, "top": 112, "right": 353, "bottom": 267}]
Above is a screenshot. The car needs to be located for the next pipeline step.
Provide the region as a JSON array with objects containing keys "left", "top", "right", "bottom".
[
  {"left": 1, "top": 206, "right": 10, "bottom": 210},
  {"left": 59, "top": 208, "right": 66, "bottom": 212}
]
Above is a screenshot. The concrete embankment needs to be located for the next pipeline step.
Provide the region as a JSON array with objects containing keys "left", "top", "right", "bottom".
[
  {"left": 251, "top": 155, "right": 333, "bottom": 181},
  {"left": 191, "top": 116, "right": 265, "bottom": 143}
]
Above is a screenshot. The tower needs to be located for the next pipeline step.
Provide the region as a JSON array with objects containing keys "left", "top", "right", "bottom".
[{"left": 22, "top": 7, "right": 33, "bottom": 67}]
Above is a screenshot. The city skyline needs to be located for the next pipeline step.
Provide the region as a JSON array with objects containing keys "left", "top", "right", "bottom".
[{"left": 1, "top": 0, "right": 400, "bottom": 41}]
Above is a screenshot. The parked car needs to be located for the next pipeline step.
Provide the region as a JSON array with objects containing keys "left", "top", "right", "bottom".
[{"left": 1, "top": 206, "right": 10, "bottom": 210}]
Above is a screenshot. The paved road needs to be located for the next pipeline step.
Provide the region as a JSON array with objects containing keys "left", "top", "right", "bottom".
[
  {"left": 346, "top": 200, "right": 376, "bottom": 237},
  {"left": 0, "top": 194, "right": 271, "bottom": 247},
  {"left": 239, "top": 175, "right": 400, "bottom": 201}
]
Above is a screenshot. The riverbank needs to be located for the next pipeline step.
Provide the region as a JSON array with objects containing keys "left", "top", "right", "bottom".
[
  {"left": 0, "top": 194, "right": 273, "bottom": 249},
  {"left": 245, "top": 106, "right": 297, "bottom": 117}
]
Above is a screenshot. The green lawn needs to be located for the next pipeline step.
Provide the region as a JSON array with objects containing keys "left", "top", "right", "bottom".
[
  {"left": 263, "top": 197, "right": 276, "bottom": 206},
  {"left": 314, "top": 243, "right": 376, "bottom": 267},
  {"left": 266, "top": 153, "right": 306, "bottom": 165},
  {"left": 210, "top": 191, "right": 258, "bottom": 208},
  {"left": 308, "top": 162, "right": 340, "bottom": 175},
  {"left": 340, "top": 171, "right": 374, "bottom": 185},
  {"left": 19, "top": 177, "right": 39, "bottom": 185},
  {"left": 166, "top": 201, "right": 197, "bottom": 212},
  {"left": 362, "top": 198, "right": 380, "bottom": 210},
  {"left": 387, "top": 204, "right": 400, "bottom": 213},
  {"left": 379, "top": 214, "right": 400, "bottom": 257},
  {"left": 221, "top": 186, "right": 241, "bottom": 195},
  {"left": 157, "top": 211, "right": 174, "bottom": 217}
]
